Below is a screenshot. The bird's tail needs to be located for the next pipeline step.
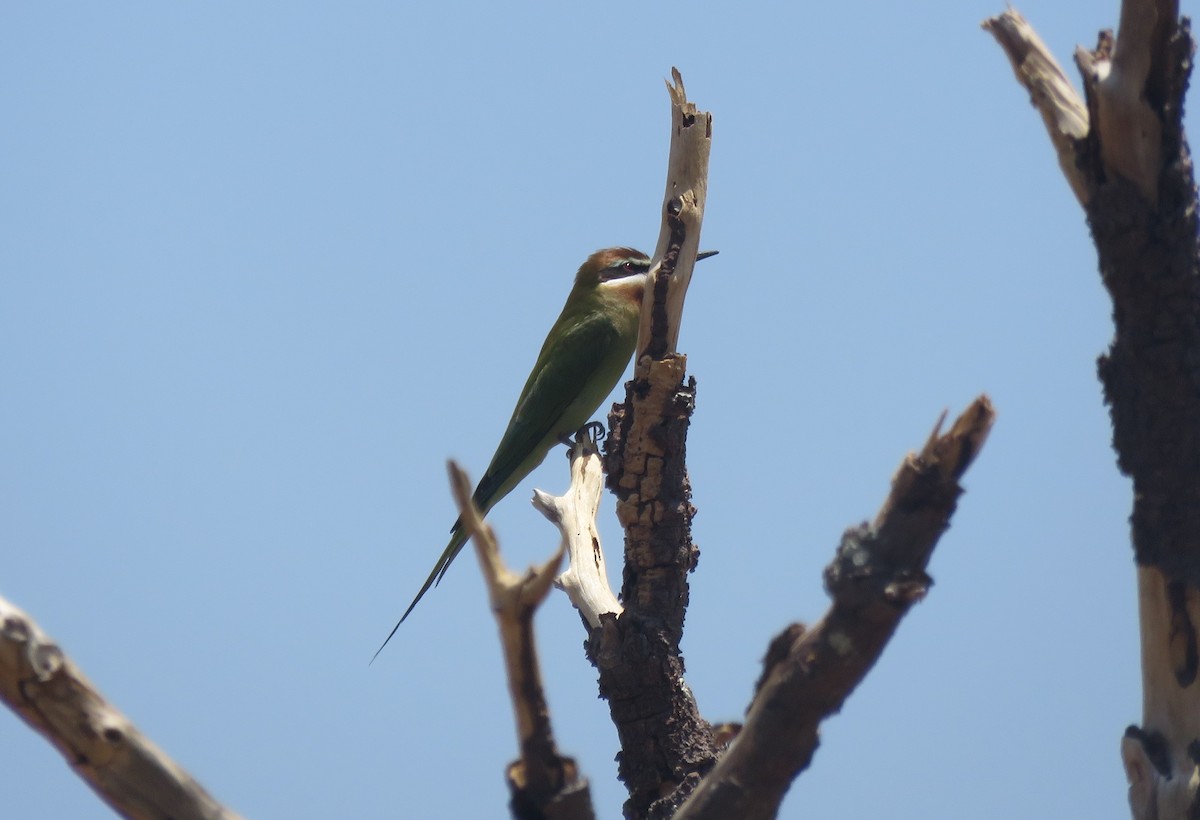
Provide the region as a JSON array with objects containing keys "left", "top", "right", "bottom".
[{"left": 370, "top": 520, "right": 470, "bottom": 663}]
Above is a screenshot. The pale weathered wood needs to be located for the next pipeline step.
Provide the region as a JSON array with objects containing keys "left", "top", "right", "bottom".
[
  {"left": 532, "top": 435, "right": 623, "bottom": 628},
  {"left": 983, "top": 9, "right": 1090, "bottom": 205},
  {"left": 1122, "top": 567, "right": 1200, "bottom": 819},
  {"left": 1081, "top": 0, "right": 1172, "bottom": 203},
  {"left": 0, "top": 595, "right": 241, "bottom": 820},
  {"left": 636, "top": 67, "right": 713, "bottom": 360}
]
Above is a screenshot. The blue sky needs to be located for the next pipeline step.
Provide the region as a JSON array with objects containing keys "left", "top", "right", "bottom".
[{"left": 2, "top": 2, "right": 1156, "bottom": 817}]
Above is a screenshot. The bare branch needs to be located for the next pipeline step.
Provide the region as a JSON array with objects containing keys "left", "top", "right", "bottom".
[
  {"left": 676, "top": 398, "right": 996, "bottom": 820},
  {"left": 1081, "top": 0, "right": 1175, "bottom": 203},
  {"left": 594, "top": 69, "right": 718, "bottom": 820},
  {"left": 0, "top": 595, "right": 242, "bottom": 820},
  {"left": 532, "top": 435, "right": 622, "bottom": 628},
  {"left": 983, "top": 9, "right": 1090, "bottom": 205},
  {"left": 637, "top": 67, "right": 714, "bottom": 361},
  {"left": 987, "top": 3, "right": 1200, "bottom": 814},
  {"left": 449, "top": 462, "right": 594, "bottom": 819}
]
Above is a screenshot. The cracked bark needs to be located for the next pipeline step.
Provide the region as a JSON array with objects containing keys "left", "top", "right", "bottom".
[{"left": 987, "top": 4, "right": 1200, "bottom": 816}]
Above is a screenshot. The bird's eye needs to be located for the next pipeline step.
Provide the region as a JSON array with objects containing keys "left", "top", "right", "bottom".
[{"left": 622, "top": 262, "right": 635, "bottom": 273}]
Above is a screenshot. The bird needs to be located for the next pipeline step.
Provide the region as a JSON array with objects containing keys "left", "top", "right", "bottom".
[{"left": 373, "top": 246, "right": 716, "bottom": 659}]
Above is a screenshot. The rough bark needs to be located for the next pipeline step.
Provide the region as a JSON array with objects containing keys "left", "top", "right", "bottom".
[
  {"left": 674, "top": 399, "right": 995, "bottom": 820},
  {"left": 987, "top": 4, "right": 1200, "bottom": 816},
  {"left": 599, "top": 355, "right": 715, "bottom": 820},
  {"left": 584, "top": 69, "right": 717, "bottom": 820}
]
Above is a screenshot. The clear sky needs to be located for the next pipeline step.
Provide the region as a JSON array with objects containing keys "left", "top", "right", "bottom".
[{"left": 2, "top": 2, "right": 1157, "bottom": 817}]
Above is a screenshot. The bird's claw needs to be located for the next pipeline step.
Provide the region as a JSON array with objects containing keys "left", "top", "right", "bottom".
[
  {"left": 559, "top": 422, "right": 606, "bottom": 457},
  {"left": 580, "top": 421, "right": 606, "bottom": 444}
]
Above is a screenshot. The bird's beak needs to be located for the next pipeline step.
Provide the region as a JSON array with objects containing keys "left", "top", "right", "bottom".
[{"left": 648, "top": 250, "right": 719, "bottom": 277}]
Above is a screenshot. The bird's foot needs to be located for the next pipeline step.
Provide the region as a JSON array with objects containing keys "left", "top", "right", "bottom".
[
  {"left": 559, "top": 422, "right": 606, "bottom": 457},
  {"left": 579, "top": 421, "right": 606, "bottom": 445}
]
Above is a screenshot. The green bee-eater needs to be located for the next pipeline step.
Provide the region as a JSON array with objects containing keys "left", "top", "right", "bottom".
[{"left": 374, "top": 246, "right": 715, "bottom": 658}]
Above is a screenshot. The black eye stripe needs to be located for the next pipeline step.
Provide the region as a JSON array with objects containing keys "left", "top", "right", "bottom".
[{"left": 600, "top": 259, "right": 650, "bottom": 281}]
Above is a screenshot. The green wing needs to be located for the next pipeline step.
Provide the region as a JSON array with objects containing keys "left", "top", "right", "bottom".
[
  {"left": 371, "top": 310, "right": 632, "bottom": 660},
  {"left": 471, "top": 311, "right": 626, "bottom": 513}
]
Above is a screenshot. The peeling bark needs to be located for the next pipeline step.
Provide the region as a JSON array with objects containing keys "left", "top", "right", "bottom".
[{"left": 987, "top": 4, "right": 1200, "bottom": 816}]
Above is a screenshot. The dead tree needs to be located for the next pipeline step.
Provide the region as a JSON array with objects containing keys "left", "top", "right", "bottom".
[
  {"left": 473, "top": 71, "right": 992, "bottom": 820},
  {"left": 0, "top": 70, "right": 993, "bottom": 820},
  {"left": 986, "top": 2, "right": 1200, "bottom": 817}
]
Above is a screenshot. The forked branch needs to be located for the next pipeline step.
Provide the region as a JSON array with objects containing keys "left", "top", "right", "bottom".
[
  {"left": 449, "top": 461, "right": 594, "bottom": 819},
  {"left": 533, "top": 434, "right": 622, "bottom": 628}
]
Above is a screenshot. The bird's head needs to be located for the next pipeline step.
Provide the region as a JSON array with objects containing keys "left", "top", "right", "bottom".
[
  {"left": 577, "top": 247, "right": 651, "bottom": 288},
  {"left": 567, "top": 247, "right": 652, "bottom": 311},
  {"left": 575, "top": 246, "right": 718, "bottom": 306}
]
